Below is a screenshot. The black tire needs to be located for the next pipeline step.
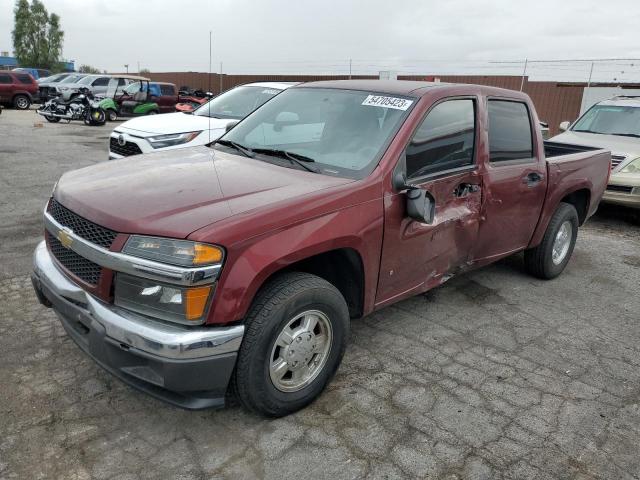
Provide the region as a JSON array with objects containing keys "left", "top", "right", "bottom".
[
  {"left": 524, "top": 202, "right": 579, "bottom": 279},
  {"left": 13, "top": 94, "right": 30, "bottom": 110},
  {"left": 85, "top": 108, "right": 106, "bottom": 126},
  {"left": 233, "top": 272, "right": 350, "bottom": 417},
  {"left": 45, "top": 115, "right": 60, "bottom": 123},
  {"left": 107, "top": 109, "right": 117, "bottom": 121}
]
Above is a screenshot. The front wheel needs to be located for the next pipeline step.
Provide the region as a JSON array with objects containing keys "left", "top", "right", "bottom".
[
  {"left": 85, "top": 108, "right": 106, "bottom": 126},
  {"left": 233, "top": 272, "right": 350, "bottom": 417},
  {"left": 524, "top": 202, "right": 579, "bottom": 279},
  {"left": 107, "top": 109, "right": 117, "bottom": 121}
]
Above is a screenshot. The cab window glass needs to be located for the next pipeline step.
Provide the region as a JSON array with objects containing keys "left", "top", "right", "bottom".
[
  {"left": 488, "top": 100, "right": 533, "bottom": 162},
  {"left": 406, "top": 99, "right": 476, "bottom": 178}
]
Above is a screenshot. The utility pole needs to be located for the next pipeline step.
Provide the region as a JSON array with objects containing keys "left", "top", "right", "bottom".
[
  {"left": 349, "top": 58, "right": 352, "bottom": 79},
  {"left": 520, "top": 58, "right": 528, "bottom": 91},
  {"left": 124, "top": 64, "right": 129, "bottom": 74}
]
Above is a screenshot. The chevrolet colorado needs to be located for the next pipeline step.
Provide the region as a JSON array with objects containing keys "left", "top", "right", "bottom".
[{"left": 32, "top": 80, "right": 610, "bottom": 416}]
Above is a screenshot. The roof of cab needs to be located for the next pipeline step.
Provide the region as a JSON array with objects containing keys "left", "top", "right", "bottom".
[
  {"left": 243, "top": 81, "right": 300, "bottom": 90},
  {"left": 298, "top": 79, "right": 448, "bottom": 96},
  {"left": 599, "top": 96, "right": 640, "bottom": 107},
  {"left": 296, "top": 79, "right": 529, "bottom": 100}
]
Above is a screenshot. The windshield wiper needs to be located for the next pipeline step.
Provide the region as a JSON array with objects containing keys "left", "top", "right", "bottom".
[
  {"left": 252, "top": 148, "right": 319, "bottom": 173},
  {"left": 611, "top": 132, "right": 640, "bottom": 138},
  {"left": 215, "top": 139, "right": 254, "bottom": 158}
]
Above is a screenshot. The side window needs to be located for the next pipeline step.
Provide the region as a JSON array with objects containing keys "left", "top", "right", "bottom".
[
  {"left": 17, "top": 74, "right": 32, "bottom": 84},
  {"left": 488, "top": 100, "right": 533, "bottom": 162},
  {"left": 160, "top": 84, "right": 175, "bottom": 96},
  {"left": 0, "top": 74, "right": 12, "bottom": 84},
  {"left": 406, "top": 99, "right": 476, "bottom": 178},
  {"left": 92, "top": 77, "right": 109, "bottom": 87}
]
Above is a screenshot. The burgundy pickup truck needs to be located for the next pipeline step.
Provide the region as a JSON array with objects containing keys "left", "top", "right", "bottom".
[{"left": 32, "top": 80, "right": 610, "bottom": 416}]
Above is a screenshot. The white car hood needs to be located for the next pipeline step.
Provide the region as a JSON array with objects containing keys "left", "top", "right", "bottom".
[
  {"left": 550, "top": 130, "right": 640, "bottom": 159},
  {"left": 116, "top": 112, "right": 232, "bottom": 136}
]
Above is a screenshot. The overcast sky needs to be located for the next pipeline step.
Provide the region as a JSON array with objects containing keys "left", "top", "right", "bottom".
[{"left": 2, "top": 0, "right": 640, "bottom": 81}]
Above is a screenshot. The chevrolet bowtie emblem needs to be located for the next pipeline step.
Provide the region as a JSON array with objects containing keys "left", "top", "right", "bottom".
[{"left": 57, "top": 228, "right": 74, "bottom": 248}]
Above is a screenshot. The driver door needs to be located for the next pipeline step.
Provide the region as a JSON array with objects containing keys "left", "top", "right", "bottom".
[{"left": 376, "top": 97, "right": 483, "bottom": 306}]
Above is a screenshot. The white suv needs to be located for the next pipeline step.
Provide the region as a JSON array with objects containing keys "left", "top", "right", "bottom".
[
  {"left": 550, "top": 96, "right": 640, "bottom": 209},
  {"left": 109, "top": 82, "right": 297, "bottom": 159}
]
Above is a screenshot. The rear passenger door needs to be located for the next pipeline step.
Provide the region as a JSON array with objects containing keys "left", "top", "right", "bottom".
[
  {"left": 474, "top": 99, "right": 547, "bottom": 261},
  {"left": 377, "top": 97, "right": 483, "bottom": 305}
]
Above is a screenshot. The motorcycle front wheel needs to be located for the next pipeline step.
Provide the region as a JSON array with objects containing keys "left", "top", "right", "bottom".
[{"left": 85, "top": 108, "right": 106, "bottom": 126}]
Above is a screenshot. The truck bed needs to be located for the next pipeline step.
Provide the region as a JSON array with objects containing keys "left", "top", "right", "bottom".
[
  {"left": 544, "top": 141, "right": 602, "bottom": 158},
  {"left": 538, "top": 141, "right": 610, "bottom": 231}
]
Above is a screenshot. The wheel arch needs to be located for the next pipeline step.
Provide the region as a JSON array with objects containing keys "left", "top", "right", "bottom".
[{"left": 560, "top": 188, "right": 591, "bottom": 225}]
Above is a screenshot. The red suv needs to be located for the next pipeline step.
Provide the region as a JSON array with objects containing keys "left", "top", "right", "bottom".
[{"left": 0, "top": 71, "right": 38, "bottom": 109}]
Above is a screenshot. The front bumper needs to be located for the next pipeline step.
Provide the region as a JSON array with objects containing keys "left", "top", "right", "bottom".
[
  {"left": 602, "top": 175, "right": 640, "bottom": 209},
  {"left": 31, "top": 241, "right": 244, "bottom": 409}
]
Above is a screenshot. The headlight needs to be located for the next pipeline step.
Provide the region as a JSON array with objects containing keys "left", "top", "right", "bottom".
[
  {"left": 147, "top": 131, "right": 202, "bottom": 149},
  {"left": 123, "top": 236, "right": 224, "bottom": 267},
  {"left": 58, "top": 86, "right": 69, "bottom": 91},
  {"left": 621, "top": 157, "right": 640, "bottom": 174},
  {"left": 114, "top": 273, "right": 213, "bottom": 324}
]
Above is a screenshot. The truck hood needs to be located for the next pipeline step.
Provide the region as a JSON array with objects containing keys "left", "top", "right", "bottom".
[
  {"left": 115, "top": 112, "right": 231, "bottom": 136},
  {"left": 54, "top": 147, "right": 353, "bottom": 238},
  {"left": 550, "top": 130, "right": 640, "bottom": 160}
]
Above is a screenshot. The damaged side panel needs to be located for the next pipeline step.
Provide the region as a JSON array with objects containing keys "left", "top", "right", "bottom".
[{"left": 375, "top": 169, "right": 482, "bottom": 308}]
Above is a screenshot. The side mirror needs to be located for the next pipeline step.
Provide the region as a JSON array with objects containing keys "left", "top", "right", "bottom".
[
  {"left": 393, "top": 172, "right": 435, "bottom": 224},
  {"left": 406, "top": 188, "right": 435, "bottom": 224},
  {"left": 559, "top": 121, "right": 570, "bottom": 132},
  {"left": 225, "top": 120, "right": 239, "bottom": 132}
]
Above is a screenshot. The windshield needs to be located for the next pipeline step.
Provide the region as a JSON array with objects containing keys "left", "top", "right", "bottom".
[
  {"left": 217, "top": 87, "right": 415, "bottom": 179},
  {"left": 124, "top": 81, "right": 142, "bottom": 94},
  {"left": 78, "top": 76, "right": 96, "bottom": 85},
  {"left": 572, "top": 104, "right": 640, "bottom": 136},
  {"left": 46, "top": 74, "right": 67, "bottom": 83},
  {"left": 60, "top": 74, "right": 83, "bottom": 84},
  {"left": 194, "top": 86, "right": 283, "bottom": 120}
]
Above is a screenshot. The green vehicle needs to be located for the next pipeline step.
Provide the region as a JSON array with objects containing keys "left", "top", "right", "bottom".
[{"left": 99, "top": 76, "right": 160, "bottom": 121}]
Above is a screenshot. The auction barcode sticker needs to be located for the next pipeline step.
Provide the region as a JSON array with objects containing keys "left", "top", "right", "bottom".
[{"left": 362, "top": 95, "right": 413, "bottom": 110}]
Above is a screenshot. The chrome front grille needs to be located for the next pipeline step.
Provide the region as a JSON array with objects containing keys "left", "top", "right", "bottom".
[
  {"left": 48, "top": 199, "right": 117, "bottom": 249},
  {"left": 611, "top": 155, "right": 626, "bottom": 169},
  {"left": 47, "top": 232, "right": 102, "bottom": 285}
]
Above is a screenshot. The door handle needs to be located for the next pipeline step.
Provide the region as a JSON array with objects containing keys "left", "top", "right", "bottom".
[
  {"left": 454, "top": 183, "right": 480, "bottom": 197},
  {"left": 523, "top": 172, "right": 544, "bottom": 186}
]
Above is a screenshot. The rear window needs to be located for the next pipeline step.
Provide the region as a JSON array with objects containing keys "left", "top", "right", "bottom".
[
  {"left": 488, "top": 100, "right": 533, "bottom": 162},
  {"left": 17, "top": 74, "right": 33, "bottom": 84},
  {"left": 0, "top": 74, "right": 11, "bottom": 84},
  {"left": 160, "top": 84, "right": 175, "bottom": 96}
]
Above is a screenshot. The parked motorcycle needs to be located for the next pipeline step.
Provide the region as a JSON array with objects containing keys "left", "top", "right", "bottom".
[{"left": 36, "top": 87, "right": 106, "bottom": 126}]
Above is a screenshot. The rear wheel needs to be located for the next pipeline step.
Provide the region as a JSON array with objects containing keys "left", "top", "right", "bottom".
[
  {"left": 148, "top": 110, "right": 158, "bottom": 115},
  {"left": 233, "top": 272, "right": 350, "bottom": 417},
  {"left": 524, "top": 202, "right": 579, "bottom": 279},
  {"left": 107, "top": 109, "right": 117, "bottom": 121},
  {"left": 45, "top": 115, "right": 60, "bottom": 123},
  {"left": 13, "top": 95, "right": 30, "bottom": 110}
]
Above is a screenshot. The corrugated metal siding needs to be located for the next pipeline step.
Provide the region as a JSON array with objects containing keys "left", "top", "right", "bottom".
[{"left": 110, "top": 72, "right": 584, "bottom": 135}]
